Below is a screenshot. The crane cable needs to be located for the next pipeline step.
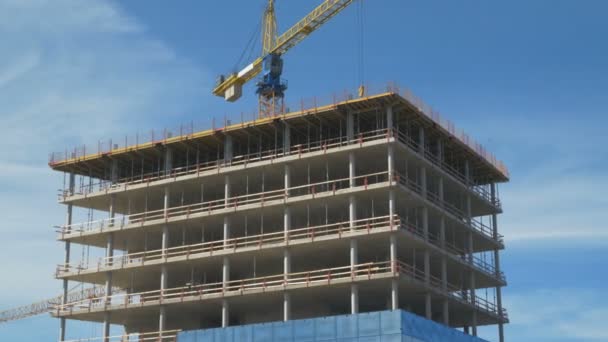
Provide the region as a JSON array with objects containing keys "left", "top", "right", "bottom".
[
  {"left": 357, "top": 0, "right": 366, "bottom": 97},
  {"left": 232, "top": 3, "right": 265, "bottom": 73}
]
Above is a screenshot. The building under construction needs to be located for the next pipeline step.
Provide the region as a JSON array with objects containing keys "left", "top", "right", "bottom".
[{"left": 49, "top": 88, "right": 509, "bottom": 342}]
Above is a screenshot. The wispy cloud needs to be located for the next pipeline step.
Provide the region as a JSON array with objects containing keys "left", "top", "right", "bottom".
[
  {"left": 505, "top": 288, "right": 608, "bottom": 341},
  {"left": 0, "top": 0, "right": 207, "bottom": 312}
]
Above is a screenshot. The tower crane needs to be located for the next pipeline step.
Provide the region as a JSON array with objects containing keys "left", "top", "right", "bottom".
[{"left": 213, "top": 0, "right": 356, "bottom": 117}]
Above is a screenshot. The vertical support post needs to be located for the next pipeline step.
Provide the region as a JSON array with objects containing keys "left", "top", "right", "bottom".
[
  {"left": 222, "top": 299, "right": 229, "bottom": 328},
  {"left": 284, "top": 165, "right": 290, "bottom": 196},
  {"left": 224, "top": 135, "right": 233, "bottom": 165},
  {"left": 159, "top": 148, "right": 171, "bottom": 334},
  {"left": 418, "top": 126, "right": 425, "bottom": 154},
  {"left": 492, "top": 183, "right": 505, "bottom": 342},
  {"left": 348, "top": 119, "right": 359, "bottom": 315},
  {"left": 347, "top": 111, "right": 355, "bottom": 141},
  {"left": 59, "top": 172, "right": 75, "bottom": 342},
  {"left": 222, "top": 254, "right": 230, "bottom": 327},
  {"left": 283, "top": 204, "right": 291, "bottom": 321},
  {"left": 283, "top": 121, "right": 291, "bottom": 156},
  {"left": 224, "top": 175, "right": 231, "bottom": 207},
  {"left": 421, "top": 167, "right": 427, "bottom": 199},
  {"left": 386, "top": 106, "right": 394, "bottom": 132}
]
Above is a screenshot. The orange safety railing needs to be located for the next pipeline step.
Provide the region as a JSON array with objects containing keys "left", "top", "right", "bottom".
[
  {"left": 56, "top": 215, "right": 398, "bottom": 276},
  {"left": 63, "top": 330, "right": 180, "bottom": 342},
  {"left": 57, "top": 171, "right": 391, "bottom": 237},
  {"left": 50, "top": 83, "right": 508, "bottom": 180},
  {"left": 56, "top": 260, "right": 504, "bottom": 319}
]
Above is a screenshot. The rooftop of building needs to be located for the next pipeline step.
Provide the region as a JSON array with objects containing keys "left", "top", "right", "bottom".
[{"left": 48, "top": 85, "right": 509, "bottom": 183}]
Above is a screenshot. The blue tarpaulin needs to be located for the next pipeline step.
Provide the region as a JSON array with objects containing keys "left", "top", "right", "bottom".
[{"left": 177, "top": 310, "right": 488, "bottom": 342}]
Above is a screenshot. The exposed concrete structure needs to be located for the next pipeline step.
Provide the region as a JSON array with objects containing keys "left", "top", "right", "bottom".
[{"left": 50, "top": 91, "right": 508, "bottom": 341}]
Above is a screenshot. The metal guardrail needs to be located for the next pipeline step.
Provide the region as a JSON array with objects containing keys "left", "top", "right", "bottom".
[{"left": 56, "top": 260, "right": 504, "bottom": 319}]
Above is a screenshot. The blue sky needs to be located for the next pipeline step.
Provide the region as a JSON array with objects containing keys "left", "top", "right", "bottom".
[{"left": 0, "top": 0, "right": 606, "bottom": 341}]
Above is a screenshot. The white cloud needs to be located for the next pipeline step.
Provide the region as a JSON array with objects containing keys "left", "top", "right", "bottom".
[
  {"left": 0, "top": 0, "right": 207, "bottom": 320},
  {"left": 504, "top": 288, "right": 608, "bottom": 341}
]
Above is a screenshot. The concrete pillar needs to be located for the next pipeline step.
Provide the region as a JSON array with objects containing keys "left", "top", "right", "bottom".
[
  {"left": 491, "top": 183, "right": 505, "bottom": 342},
  {"left": 284, "top": 164, "right": 291, "bottom": 196},
  {"left": 283, "top": 292, "right": 291, "bottom": 321},
  {"left": 351, "top": 284, "right": 359, "bottom": 314},
  {"left": 223, "top": 216, "right": 230, "bottom": 248},
  {"left": 438, "top": 178, "right": 444, "bottom": 207},
  {"left": 283, "top": 249, "right": 291, "bottom": 278},
  {"left": 349, "top": 152, "right": 356, "bottom": 188},
  {"left": 159, "top": 148, "right": 171, "bottom": 333},
  {"left": 389, "top": 190, "right": 396, "bottom": 228},
  {"left": 425, "top": 293, "right": 432, "bottom": 320},
  {"left": 224, "top": 175, "right": 231, "bottom": 207},
  {"left": 224, "top": 135, "right": 233, "bottom": 164},
  {"left": 59, "top": 172, "right": 75, "bottom": 342},
  {"left": 421, "top": 167, "right": 427, "bottom": 199},
  {"left": 418, "top": 127, "right": 425, "bottom": 154},
  {"left": 390, "top": 233, "right": 399, "bottom": 310},
  {"left": 347, "top": 111, "right": 355, "bottom": 141},
  {"left": 103, "top": 312, "right": 111, "bottom": 341},
  {"left": 386, "top": 106, "right": 394, "bottom": 131},
  {"left": 388, "top": 144, "right": 395, "bottom": 182},
  {"left": 422, "top": 207, "right": 429, "bottom": 241},
  {"left": 283, "top": 122, "right": 291, "bottom": 155},
  {"left": 222, "top": 299, "right": 229, "bottom": 328},
  {"left": 391, "top": 280, "right": 399, "bottom": 311},
  {"left": 442, "top": 300, "right": 449, "bottom": 325},
  {"left": 350, "top": 235, "right": 359, "bottom": 314},
  {"left": 349, "top": 195, "right": 357, "bottom": 230}
]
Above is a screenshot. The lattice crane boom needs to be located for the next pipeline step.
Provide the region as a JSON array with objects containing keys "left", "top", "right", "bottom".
[
  {"left": 212, "top": 0, "right": 354, "bottom": 113},
  {"left": 0, "top": 286, "right": 115, "bottom": 324}
]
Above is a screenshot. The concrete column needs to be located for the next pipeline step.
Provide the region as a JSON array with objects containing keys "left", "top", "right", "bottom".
[
  {"left": 422, "top": 207, "right": 429, "bottom": 241},
  {"left": 222, "top": 299, "right": 229, "bottom": 328},
  {"left": 350, "top": 236, "right": 359, "bottom": 314},
  {"left": 347, "top": 111, "right": 355, "bottom": 141},
  {"left": 391, "top": 280, "right": 399, "bottom": 311},
  {"left": 389, "top": 190, "right": 396, "bottom": 227},
  {"left": 442, "top": 300, "right": 449, "bottom": 325},
  {"left": 418, "top": 127, "right": 425, "bottom": 154},
  {"left": 222, "top": 256, "right": 230, "bottom": 288},
  {"left": 224, "top": 175, "right": 231, "bottom": 207},
  {"left": 224, "top": 135, "right": 233, "bottom": 164},
  {"left": 388, "top": 144, "right": 395, "bottom": 183},
  {"left": 425, "top": 293, "right": 432, "bottom": 320},
  {"left": 390, "top": 233, "right": 399, "bottom": 310},
  {"left": 283, "top": 122, "right": 291, "bottom": 155},
  {"left": 59, "top": 172, "right": 75, "bottom": 342},
  {"left": 221, "top": 255, "right": 230, "bottom": 327},
  {"left": 438, "top": 178, "right": 444, "bottom": 207},
  {"left": 421, "top": 167, "right": 427, "bottom": 199},
  {"left": 349, "top": 152, "right": 356, "bottom": 188},
  {"left": 284, "top": 164, "right": 291, "bottom": 196},
  {"left": 386, "top": 106, "right": 394, "bottom": 131},
  {"left": 103, "top": 312, "right": 111, "bottom": 341},
  {"left": 491, "top": 183, "right": 505, "bottom": 342},
  {"left": 351, "top": 284, "right": 359, "bottom": 314},
  {"left": 283, "top": 292, "right": 291, "bottom": 321},
  {"left": 223, "top": 216, "right": 230, "bottom": 248},
  {"left": 283, "top": 236, "right": 291, "bottom": 321},
  {"left": 159, "top": 148, "right": 171, "bottom": 334},
  {"left": 437, "top": 139, "right": 444, "bottom": 164}
]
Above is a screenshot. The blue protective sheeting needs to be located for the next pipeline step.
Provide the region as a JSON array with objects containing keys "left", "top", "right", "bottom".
[{"left": 177, "top": 310, "right": 488, "bottom": 342}]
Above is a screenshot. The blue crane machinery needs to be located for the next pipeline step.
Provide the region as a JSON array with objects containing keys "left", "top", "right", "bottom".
[{"left": 212, "top": 0, "right": 356, "bottom": 117}]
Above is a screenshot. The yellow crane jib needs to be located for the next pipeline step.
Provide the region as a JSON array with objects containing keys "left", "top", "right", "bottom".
[{"left": 212, "top": 0, "right": 354, "bottom": 103}]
